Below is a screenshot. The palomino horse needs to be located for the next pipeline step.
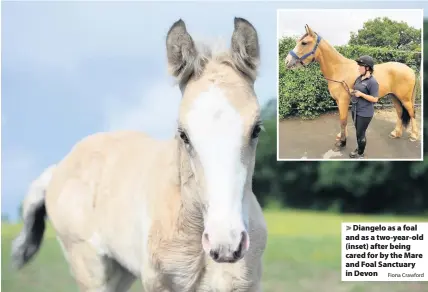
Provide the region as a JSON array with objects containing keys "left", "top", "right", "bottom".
[
  {"left": 284, "top": 24, "right": 419, "bottom": 150},
  {"left": 11, "top": 17, "right": 267, "bottom": 291}
]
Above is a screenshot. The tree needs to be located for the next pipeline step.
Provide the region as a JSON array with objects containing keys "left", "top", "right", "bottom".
[
  {"left": 349, "top": 17, "right": 421, "bottom": 51},
  {"left": 18, "top": 203, "right": 23, "bottom": 220},
  {"left": 2, "top": 213, "right": 10, "bottom": 223}
]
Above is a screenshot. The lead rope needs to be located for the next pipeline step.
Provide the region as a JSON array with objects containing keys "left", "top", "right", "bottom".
[{"left": 323, "top": 76, "right": 358, "bottom": 129}]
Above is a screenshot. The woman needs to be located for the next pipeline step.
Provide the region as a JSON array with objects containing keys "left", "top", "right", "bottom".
[{"left": 350, "top": 55, "right": 380, "bottom": 159}]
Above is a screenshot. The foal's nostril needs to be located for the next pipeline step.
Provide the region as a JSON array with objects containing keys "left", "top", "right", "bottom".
[
  {"left": 203, "top": 230, "right": 249, "bottom": 263},
  {"left": 233, "top": 231, "right": 247, "bottom": 259},
  {"left": 210, "top": 250, "right": 219, "bottom": 261},
  {"left": 233, "top": 243, "right": 243, "bottom": 260}
]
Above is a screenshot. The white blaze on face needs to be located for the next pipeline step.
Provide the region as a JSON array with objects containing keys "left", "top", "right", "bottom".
[
  {"left": 285, "top": 44, "right": 300, "bottom": 68},
  {"left": 285, "top": 52, "right": 293, "bottom": 66},
  {"left": 186, "top": 84, "right": 247, "bottom": 242}
]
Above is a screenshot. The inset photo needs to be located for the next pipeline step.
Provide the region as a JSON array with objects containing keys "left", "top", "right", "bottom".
[{"left": 277, "top": 9, "right": 423, "bottom": 161}]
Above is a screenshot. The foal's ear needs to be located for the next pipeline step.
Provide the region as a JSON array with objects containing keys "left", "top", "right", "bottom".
[
  {"left": 166, "top": 19, "right": 203, "bottom": 86},
  {"left": 231, "top": 17, "right": 260, "bottom": 83},
  {"left": 305, "top": 24, "right": 315, "bottom": 37}
]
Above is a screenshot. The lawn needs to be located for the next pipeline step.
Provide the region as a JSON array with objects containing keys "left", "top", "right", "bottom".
[{"left": 2, "top": 210, "right": 427, "bottom": 292}]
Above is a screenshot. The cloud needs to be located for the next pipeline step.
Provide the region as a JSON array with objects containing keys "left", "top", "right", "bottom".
[
  {"left": 2, "top": 2, "right": 171, "bottom": 73},
  {"left": 1, "top": 115, "right": 7, "bottom": 128},
  {"left": 103, "top": 79, "right": 182, "bottom": 140},
  {"left": 2, "top": 148, "right": 36, "bottom": 192},
  {"left": 277, "top": 9, "right": 423, "bottom": 45},
  {"left": 278, "top": 29, "right": 301, "bottom": 40}
]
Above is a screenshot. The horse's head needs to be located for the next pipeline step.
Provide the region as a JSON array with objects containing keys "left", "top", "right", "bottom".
[
  {"left": 166, "top": 17, "right": 261, "bottom": 263},
  {"left": 285, "top": 24, "right": 321, "bottom": 69}
]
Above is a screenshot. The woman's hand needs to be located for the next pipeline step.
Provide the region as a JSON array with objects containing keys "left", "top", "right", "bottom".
[
  {"left": 354, "top": 90, "right": 379, "bottom": 103},
  {"left": 353, "top": 90, "right": 363, "bottom": 97}
]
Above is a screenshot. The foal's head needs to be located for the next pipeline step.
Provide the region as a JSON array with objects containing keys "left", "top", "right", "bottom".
[
  {"left": 166, "top": 17, "right": 261, "bottom": 263},
  {"left": 285, "top": 24, "right": 320, "bottom": 69}
]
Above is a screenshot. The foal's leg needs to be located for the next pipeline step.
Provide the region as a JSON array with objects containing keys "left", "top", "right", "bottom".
[
  {"left": 66, "top": 242, "right": 136, "bottom": 292},
  {"left": 141, "top": 263, "right": 170, "bottom": 292}
]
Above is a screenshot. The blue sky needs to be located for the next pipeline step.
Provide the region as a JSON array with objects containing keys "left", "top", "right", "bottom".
[{"left": 1, "top": 1, "right": 427, "bottom": 221}]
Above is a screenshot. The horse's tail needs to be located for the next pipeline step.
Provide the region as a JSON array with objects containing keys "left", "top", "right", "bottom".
[
  {"left": 395, "top": 71, "right": 417, "bottom": 129},
  {"left": 11, "top": 164, "right": 56, "bottom": 270},
  {"left": 392, "top": 95, "right": 411, "bottom": 129}
]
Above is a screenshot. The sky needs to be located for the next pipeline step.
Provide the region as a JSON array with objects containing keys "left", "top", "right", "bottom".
[
  {"left": 278, "top": 9, "right": 423, "bottom": 46},
  {"left": 1, "top": 1, "right": 427, "bottom": 221}
]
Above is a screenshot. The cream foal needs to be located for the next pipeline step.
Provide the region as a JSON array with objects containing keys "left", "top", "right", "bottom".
[{"left": 11, "top": 17, "right": 267, "bottom": 292}]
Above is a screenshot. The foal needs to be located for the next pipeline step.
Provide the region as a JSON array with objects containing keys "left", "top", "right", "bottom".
[{"left": 12, "top": 17, "right": 267, "bottom": 292}]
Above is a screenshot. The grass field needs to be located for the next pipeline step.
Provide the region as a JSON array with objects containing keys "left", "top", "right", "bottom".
[{"left": 2, "top": 210, "right": 428, "bottom": 292}]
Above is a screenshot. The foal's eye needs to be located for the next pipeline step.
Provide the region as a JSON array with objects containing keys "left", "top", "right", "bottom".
[
  {"left": 301, "top": 41, "right": 307, "bottom": 46},
  {"left": 251, "top": 124, "right": 262, "bottom": 139},
  {"left": 179, "top": 131, "right": 190, "bottom": 144}
]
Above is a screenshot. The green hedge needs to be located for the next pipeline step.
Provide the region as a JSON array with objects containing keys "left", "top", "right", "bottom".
[{"left": 278, "top": 37, "right": 422, "bottom": 119}]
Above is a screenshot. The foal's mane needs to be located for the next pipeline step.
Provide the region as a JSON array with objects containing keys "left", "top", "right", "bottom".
[{"left": 187, "top": 37, "right": 258, "bottom": 84}]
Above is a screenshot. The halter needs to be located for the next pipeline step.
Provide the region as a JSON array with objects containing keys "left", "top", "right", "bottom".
[
  {"left": 288, "top": 33, "right": 353, "bottom": 97},
  {"left": 289, "top": 34, "right": 322, "bottom": 66}
]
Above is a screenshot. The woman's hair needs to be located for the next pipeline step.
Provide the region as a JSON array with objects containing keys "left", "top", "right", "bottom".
[{"left": 365, "top": 65, "right": 374, "bottom": 74}]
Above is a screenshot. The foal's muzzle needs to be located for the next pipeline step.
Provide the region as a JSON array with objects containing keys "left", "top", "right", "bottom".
[{"left": 202, "top": 229, "right": 250, "bottom": 263}]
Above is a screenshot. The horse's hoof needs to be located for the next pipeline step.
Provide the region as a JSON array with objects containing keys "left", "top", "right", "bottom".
[
  {"left": 389, "top": 133, "right": 399, "bottom": 139},
  {"left": 409, "top": 136, "right": 418, "bottom": 142},
  {"left": 333, "top": 141, "right": 346, "bottom": 152}
]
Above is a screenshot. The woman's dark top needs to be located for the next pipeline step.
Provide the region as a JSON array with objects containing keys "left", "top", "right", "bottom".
[{"left": 351, "top": 75, "right": 379, "bottom": 118}]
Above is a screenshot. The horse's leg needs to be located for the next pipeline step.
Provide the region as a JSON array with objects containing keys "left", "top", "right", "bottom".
[
  {"left": 333, "top": 96, "right": 349, "bottom": 151},
  {"left": 389, "top": 95, "right": 403, "bottom": 139},
  {"left": 336, "top": 123, "right": 349, "bottom": 141},
  {"left": 402, "top": 100, "right": 419, "bottom": 142},
  {"left": 66, "top": 241, "right": 136, "bottom": 292},
  {"left": 409, "top": 116, "right": 419, "bottom": 142},
  {"left": 335, "top": 99, "right": 348, "bottom": 141}
]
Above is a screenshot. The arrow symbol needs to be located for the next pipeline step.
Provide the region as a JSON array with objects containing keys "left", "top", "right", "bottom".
[{"left": 346, "top": 226, "right": 351, "bottom": 231}]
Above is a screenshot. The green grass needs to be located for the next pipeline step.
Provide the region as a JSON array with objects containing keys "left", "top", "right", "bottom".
[{"left": 2, "top": 210, "right": 428, "bottom": 292}]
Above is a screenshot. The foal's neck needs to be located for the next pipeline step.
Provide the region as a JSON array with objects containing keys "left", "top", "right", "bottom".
[{"left": 316, "top": 39, "right": 349, "bottom": 79}]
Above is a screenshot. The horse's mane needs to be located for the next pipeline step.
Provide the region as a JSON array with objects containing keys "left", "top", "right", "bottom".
[
  {"left": 298, "top": 33, "right": 308, "bottom": 41},
  {"left": 298, "top": 31, "right": 318, "bottom": 41}
]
